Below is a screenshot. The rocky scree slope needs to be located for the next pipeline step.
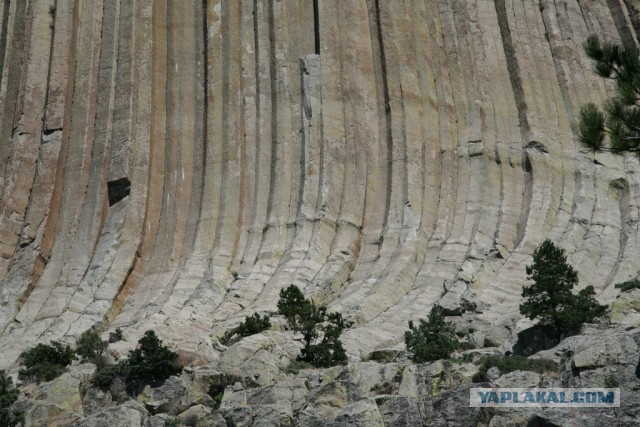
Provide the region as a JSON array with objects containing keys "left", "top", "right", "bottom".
[{"left": 9, "top": 325, "right": 640, "bottom": 426}]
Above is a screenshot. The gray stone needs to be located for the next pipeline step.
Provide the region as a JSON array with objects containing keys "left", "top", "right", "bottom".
[
  {"left": 177, "top": 404, "right": 213, "bottom": 426},
  {"left": 572, "top": 333, "right": 638, "bottom": 369},
  {"left": 15, "top": 365, "right": 96, "bottom": 426},
  {"left": 419, "top": 383, "right": 483, "bottom": 427},
  {"left": 78, "top": 401, "right": 148, "bottom": 427},
  {"left": 494, "top": 370, "right": 541, "bottom": 388},
  {"left": 486, "top": 366, "right": 501, "bottom": 382},
  {"left": 375, "top": 395, "right": 422, "bottom": 426},
  {"left": 333, "top": 398, "right": 384, "bottom": 427},
  {"left": 139, "top": 376, "right": 187, "bottom": 415}
]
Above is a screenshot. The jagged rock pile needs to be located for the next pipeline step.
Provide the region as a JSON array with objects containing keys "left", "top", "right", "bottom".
[{"left": 6, "top": 325, "right": 639, "bottom": 426}]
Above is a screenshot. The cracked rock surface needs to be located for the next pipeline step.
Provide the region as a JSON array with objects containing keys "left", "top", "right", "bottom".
[{"left": 0, "top": 0, "right": 638, "bottom": 386}]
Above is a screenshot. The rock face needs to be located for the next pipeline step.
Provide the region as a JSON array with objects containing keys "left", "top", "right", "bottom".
[{"left": 0, "top": 0, "right": 639, "bottom": 369}]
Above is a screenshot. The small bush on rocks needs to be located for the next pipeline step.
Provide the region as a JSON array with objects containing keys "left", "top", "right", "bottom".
[
  {"left": 18, "top": 341, "right": 75, "bottom": 383},
  {"left": 109, "top": 328, "right": 124, "bottom": 343},
  {"left": 405, "top": 304, "right": 461, "bottom": 363},
  {"left": 605, "top": 373, "right": 620, "bottom": 388},
  {"left": 285, "top": 360, "right": 314, "bottom": 375},
  {"left": 76, "top": 329, "right": 108, "bottom": 362},
  {"left": 91, "top": 330, "right": 182, "bottom": 393},
  {"left": 221, "top": 313, "right": 271, "bottom": 344},
  {"left": 472, "top": 355, "right": 558, "bottom": 383},
  {"left": 615, "top": 279, "right": 640, "bottom": 293},
  {"left": 0, "top": 370, "right": 22, "bottom": 427},
  {"left": 127, "top": 330, "right": 182, "bottom": 386},
  {"left": 278, "top": 285, "right": 352, "bottom": 368},
  {"left": 92, "top": 361, "right": 128, "bottom": 391},
  {"left": 208, "top": 374, "right": 243, "bottom": 409},
  {"left": 235, "top": 313, "right": 271, "bottom": 337}
]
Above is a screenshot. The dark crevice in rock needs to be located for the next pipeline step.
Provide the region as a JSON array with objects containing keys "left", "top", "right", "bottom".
[
  {"left": 107, "top": 177, "right": 131, "bottom": 206},
  {"left": 605, "top": 178, "right": 630, "bottom": 288},
  {"left": 265, "top": 0, "right": 279, "bottom": 220},
  {"left": 0, "top": 0, "right": 27, "bottom": 174},
  {"left": 43, "top": 127, "right": 62, "bottom": 136},
  {"left": 606, "top": 0, "right": 638, "bottom": 50},
  {"left": 515, "top": 153, "right": 533, "bottom": 248},
  {"left": 0, "top": 0, "right": 10, "bottom": 87},
  {"left": 494, "top": 0, "right": 530, "bottom": 141},
  {"left": 369, "top": 0, "right": 393, "bottom": 234},
  {"left": 527, "top": 416, "right": 561, "bottom": 427},
  {"left": 43, "top": 1, "right": 57, "bottom": 128},
  {"left": 313, "top": 0, "right": 320, "bottom": 54},
  {"left": 525, "top": 140, "right": 549, "bottom": 154},
  {"left": 512, "top": 324, "right": 563, "bottom": 356}
]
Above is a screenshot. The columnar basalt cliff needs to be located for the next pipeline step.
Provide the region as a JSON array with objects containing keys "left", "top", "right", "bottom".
[{"left": 0, "top": 0, "right": 639, "bottom": 369}]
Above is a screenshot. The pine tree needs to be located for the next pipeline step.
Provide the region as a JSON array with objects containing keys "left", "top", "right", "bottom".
[
  {"left": 0, "top": 370, "right": 22, "bottom": 427},
  {"left": 520, "top": 240, "right": 606, "bottom": 335},
  {"left": 404, "top": 304, "right": 460, "bottom": 363},
  {"left": 18, "top": 341, "right": 75, "bottom": 383},
  {"left": 577, "top": 35, "right": 640, "bottom": 153},
  {"left": 76, "top": 329, "right": 108, "bottom": 361},
  {"left": 127, "top": 330, "right": 182, "bottom": 385},
  {"left": 277, "top": 285, "right": 351, "bottom": 367}
]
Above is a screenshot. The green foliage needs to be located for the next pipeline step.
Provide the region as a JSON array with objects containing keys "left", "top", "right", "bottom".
[
  {"left": 208, "top": 374, "right": 243, "bottom": 410},
  {"left": 76, "top": 329, "right": 108, "bottom": 361},
  {"left": 285, "top": 360, "right": 313, "bottom": 375},
  {"left": 18, "top": 341, "right": 75, "bottom": 383},
  {"left": 615, "top": 279, "right": 640, "bottom": 292},
  {"left": 164, "top": 418, "right": 181, "bottom": 427},
  {"left": 368, "top": 349, "right": 399, "bottom": 363},
  {"left": 578, "top": 36, "right": 640, "bottom": 154},
  {"left": 578, "top": 103, "right": 606, "bottom": 150},
  {"left": 0, "top": 370, "right": 22, "bottom": 427},
  {"left": 404, "top": 304, "right": 461, "bottom": 363},
  {"left": 109, "top": 328, "right": 124, "bottom": 343},
  {"left": 450, "top": 352, "right": 475, "bottom": 364},
  {"left": 605, "top": 373, "right": 620, "bottom": 388},
  {"left": 370, "top": 381, "right": 397, "bottom": 395},
  {"left": 472, "top": 355, "right": 558, "bottom": 383},
  {"left": 221, "top": 313, "right": 271, "bottom": 344},
  {"left": 92, "top": 361, "right": 128, "bottom": 391},
  {"left": 236, "top": 313, "right": 271, "bottom": 338},
  {"left": 277, "top": 285, "right": 352, "bottom": 368},
  {"left": 520, "top": 240, "right": 606, "bottom": 335},
  {"left": 127, "top": 330, "right": 182, "bottom": 385},
  {"left": 277, "top": 285, "right": 310, "bottom": 331}
]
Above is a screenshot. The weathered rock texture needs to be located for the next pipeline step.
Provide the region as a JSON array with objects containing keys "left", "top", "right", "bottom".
[{"left": 0, "top": 0, "right": 639, "bottom": 367}]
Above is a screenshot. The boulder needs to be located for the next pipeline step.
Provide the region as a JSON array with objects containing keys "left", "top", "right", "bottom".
[
  {"left": 246, "top": 377, "right": 308, "bottom": 411},
  {"left": 610, "top": 289, "right": 640, "bottom": 328},
  {"left": 375, "top": 395, "right": 422, "bottom": 426},
  {"left": 78, "top": 401, "right": 148, "bottom": 427},
  {"left": 138, "top": 376, "right": 187, "bottom": 415},
  {"left": 418, "top": 383, "right": 483, "bottom": 427},
  {"left": 83, "top": 387, "right": 115, "bottom": 416},
  {"left": 334, "top": 398, "right": 384, "bottom": 426},
  {"left": 572, "top": 333, "right": 638, "bottom": 369},
  {"left": 177, "top": 404, "right": 213, "bottom": 425},
  {"left": 216, "top": 331, "right": 303, "bottom": 386},
  {"left": 303, "top": 380, "right": 350, "bottom": 421},
  {"left": 494, "top": 369, "right": 542, "bottom": 388},
  {"left": 16, "top": 364, "right": 96, "bottom": 426}
]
